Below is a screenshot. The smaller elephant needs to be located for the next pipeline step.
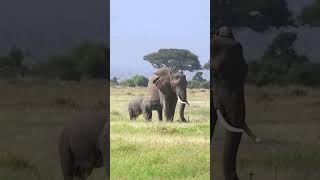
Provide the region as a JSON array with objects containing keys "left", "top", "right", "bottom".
[
  {"left": 141, "top": 97, "right": 162, "bottom": 121},
  {"left": 128, "top": 96, "right": 144, "bottom": 120},
  {"left": 128, "top": 96, "right": 162, "bottom": 121}
]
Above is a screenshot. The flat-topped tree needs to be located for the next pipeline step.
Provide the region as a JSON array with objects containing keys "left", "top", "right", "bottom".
[
  {"left": 211, "top": 0, "right": 294, "bottom": 32},
  {"left": 143, "top": 49, "right": 201, "bottom": 72}
]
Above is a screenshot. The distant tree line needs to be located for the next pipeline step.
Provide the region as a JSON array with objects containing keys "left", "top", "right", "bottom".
[
  {"left": 111, "top": 72, "right": 209, "bottom": 89},
  {"left": 246, "top": 32, "right": 320, "bottom": 87},
  {"left": 110, "top": 75, "right": 147, "bottom": 87},
  {"left": 0, "top": 41, "right": 108, "bottom": 81}
]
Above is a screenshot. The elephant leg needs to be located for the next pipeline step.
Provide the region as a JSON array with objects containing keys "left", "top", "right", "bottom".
[
  {"left": 129, "top": 108, "right": 134, "bottom": 120},
  {"left": 59, "top": 134, "right": 75, "bottom": 180},
  {"left": 171, "top": 98, "right": 177, "bottom": 121},
  {"left": 161, "top": 93, "right": 174, "bottom": 121},
  {"left": 59, "top": 150, "right": 74, "bottom": 180},
  {"left": 74, "top": 167, "right": 92, "bottom": 180},
  {"left": 223, "top": 131, "right": 242, "bottom": 180},
  {"left": 162, "top": 102, "right": 169, "bottom": 121},
  {"left": 60, "top": 158, "right": 74, "bottom": 180},
  {"left": 179, "top": 103, "right": 187, "bottom": 122},
  {"left": 142, "top": 108, "right": 152, "bottom": 121},
  {"left": 165, "top": 97, "right": 177, "bottom": 121},
  {"left": 157, "top": 109, "right": 163, "bottom": 121}
]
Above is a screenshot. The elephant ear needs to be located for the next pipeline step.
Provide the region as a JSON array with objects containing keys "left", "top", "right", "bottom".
[{"left": 152, "top": 68, "right": 172, "bottom": 92}]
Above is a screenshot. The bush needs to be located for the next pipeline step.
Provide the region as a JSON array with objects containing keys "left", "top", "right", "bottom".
[
  {"left": 188, "top": 80, "right": 210, "bottom": 89},
  {"left": 188, "top": 71, "right": 209, "bottom": 89},
  {"left": 122, "top": 79, "right": 135, "bottom": 87},
  {"left": 122, "top": 75, "right": 148, "bottom": 87}
]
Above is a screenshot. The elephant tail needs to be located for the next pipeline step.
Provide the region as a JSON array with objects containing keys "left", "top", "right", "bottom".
[{"left": 243, "top": 122, "right": 261, "bottom": 143}]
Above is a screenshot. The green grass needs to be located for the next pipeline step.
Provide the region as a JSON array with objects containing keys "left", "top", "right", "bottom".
[
  {"left": 111, "top": 87, "right": 210, "bottom": 179},
  {"left": 0, "top": 79, "right": 107, "bottom": 180}
]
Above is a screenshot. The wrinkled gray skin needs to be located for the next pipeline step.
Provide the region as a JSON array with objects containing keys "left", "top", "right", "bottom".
[
  {"left": 128, "top": 96, "right": 144, "bottom": 120},
  {"left": 128, "top": 96, "right": 162, "bottom": 121},
  {"left": 141, "top": 97, "right": 162, "bottom": 121},
  {"left": 148, "top": 67, "right": 189, "bottom": 122},
  {"left": 58, "top": 112, "right": 109, "bottom": 180},
  {"left": 211, "top": 27, "right": 260, "bottom": 180}
]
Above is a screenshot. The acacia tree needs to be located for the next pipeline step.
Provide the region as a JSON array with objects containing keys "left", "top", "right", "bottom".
[{"left": 143, "top": 49, "right": 201, "bottom": 72}]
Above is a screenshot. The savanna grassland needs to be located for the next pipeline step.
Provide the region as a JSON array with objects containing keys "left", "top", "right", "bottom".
[
  {"left": 0, "top": 79, "right": 107, "bottom": 180},
  {"left": 110, "top": 87, "right": 210, "bottom": 179}
]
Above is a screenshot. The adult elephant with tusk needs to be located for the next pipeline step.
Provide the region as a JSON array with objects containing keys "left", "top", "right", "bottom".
[
  {"left": 211, "top": 26, "right": 260, "bottom": 180},
  {"left": 148, "top": 67, "right": 190, "bottom": 122}
]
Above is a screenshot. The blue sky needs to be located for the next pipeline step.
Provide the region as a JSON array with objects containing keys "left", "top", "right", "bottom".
[{"left": 110, "top": 0, "right": 209, "bottom": 80}]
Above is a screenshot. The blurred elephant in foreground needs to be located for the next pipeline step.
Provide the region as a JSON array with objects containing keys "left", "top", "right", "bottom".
[
  {"left": 211, "top": 27, "right": 260, "bottom": 180},
  {"left": 128, "top": 96, "right": 162, "bottom": 121},
  {"left": 148, "top": 67, "right": 190, "bottom": 122},
  {"left": 58, "top": 111, "right": 109, "bottom": 180}
]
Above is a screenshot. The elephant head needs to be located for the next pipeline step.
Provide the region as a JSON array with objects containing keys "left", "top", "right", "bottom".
[{"left": 152, "top": 67, "right": 189, "bottom": 122}]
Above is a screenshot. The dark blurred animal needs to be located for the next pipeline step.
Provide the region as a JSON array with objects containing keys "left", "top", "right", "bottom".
[
  {"left": 58, "top": 111, "right": 109, "bottom": 180},
  {"left": 211, "top": 26, "right": 260, "bottom": 180}
]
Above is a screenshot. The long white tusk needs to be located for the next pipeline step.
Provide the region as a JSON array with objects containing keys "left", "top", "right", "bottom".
[
  {"left": 177, "top": 95, "right": 190, "bottom": 106},
  {"left": 217, "top": 110, "right": 244, "bottom": 133}
]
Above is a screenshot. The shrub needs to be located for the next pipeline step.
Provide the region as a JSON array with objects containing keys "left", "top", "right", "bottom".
[{"left": 122, "top": 75, "right": 148, "bottom": 87}]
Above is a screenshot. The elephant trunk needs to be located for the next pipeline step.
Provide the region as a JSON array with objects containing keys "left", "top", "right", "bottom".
[
  {"left": 179, "top": 103, "right": 187, "bottom": 122},
  {"left": 176, "top": 89, "right": 188, "bottom": 122}
]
